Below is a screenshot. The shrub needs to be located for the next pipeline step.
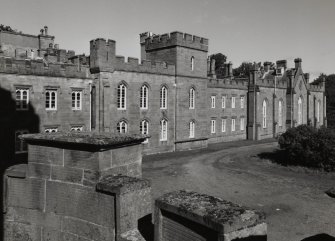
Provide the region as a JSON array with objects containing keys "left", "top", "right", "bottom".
[{"left": 278, "top": 125, "right": 335, "bottom": 171}]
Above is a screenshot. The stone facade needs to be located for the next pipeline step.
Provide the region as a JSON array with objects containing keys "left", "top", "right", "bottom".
[{"left": 0, "top": 27, "right": 326, "bottom": 162}]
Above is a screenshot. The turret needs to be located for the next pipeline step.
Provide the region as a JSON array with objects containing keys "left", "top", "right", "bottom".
[{"left": 90, "top": 38, "right": 115, "bottom": 73}]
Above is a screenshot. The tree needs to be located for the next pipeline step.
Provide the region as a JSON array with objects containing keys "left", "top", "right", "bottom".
[
  {"left": 0, "top": 24, "right": 14, "bottom": 32},
  {"left": 233, "top": 62, "right": 254, "bottom": 78},
  {"left": 210, "top": 53, "right": 227, "bottom": 72}
]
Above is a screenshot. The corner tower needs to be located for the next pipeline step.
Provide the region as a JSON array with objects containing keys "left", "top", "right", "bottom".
[
  {"left": 90, "top": 38, "right": 115, "bottom": 73},
  {"left": 140, "top": 31, "right": 208, "bottom": 78}
]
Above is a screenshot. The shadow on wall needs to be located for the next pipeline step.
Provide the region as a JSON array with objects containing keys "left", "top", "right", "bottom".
[
  {"left": 301, "top": 233, "right": 335, "bottom": 241},
  {"left": 0, "top": 87, "right": 40, "bottom": 239}
]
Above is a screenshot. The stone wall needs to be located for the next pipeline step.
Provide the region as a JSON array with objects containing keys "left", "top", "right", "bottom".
[{"left": 3, "top": 132, "right": 151, "bottom": 241}]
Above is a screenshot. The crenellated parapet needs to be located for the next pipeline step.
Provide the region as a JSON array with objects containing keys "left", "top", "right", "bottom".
[
  {"left": 0, "top": 56, "right": 91, "bottom": 79},
  {"left": 308, "top": 82, "right": 325, "bottom": 92},
  {"left": 208, "top": 77, "right": 248, "bottom": 90},
  {"left": 144, "top": 31, "right": 208, "bottom": 52},
  {"left": 257, "top": 77, "right": 288, "bottom": 89},
  {"left": 114, "top": 55, "right": 175, "bottom": 75}
]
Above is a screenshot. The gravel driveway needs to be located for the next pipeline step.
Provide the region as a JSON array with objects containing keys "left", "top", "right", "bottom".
[{"left": 142, "top": 140, "right": 335, "bottom": 241}]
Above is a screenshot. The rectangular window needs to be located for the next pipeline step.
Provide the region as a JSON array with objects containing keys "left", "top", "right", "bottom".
[
  {"left": 211, "top": 96, "right": 215, "bottom": 108},
  {"left": 72, "top": 90, "right": 82, "bottom": 110},
  {"left": 222, "top": 96, "right": 226, "bottom": 109},
  {"left": 221, "top": 119, "right": 226, "bottom": 132},
  {"left": 45, "top": 127, "right": 58, "bottom": 133},
  {"left": 240, "top": 118, "right": 245, "bottom": 131},
  {"left": 45, "top": 89, "right": 57, "bottom": 110},
  {"left": 16, "top": 88, "right": 29, "bottom": 110},
  {"left": 160, "top": 120, "right": 168, "bottom": 141},
  {"left": 71, "top": 126, "right": 83, "bottom": 132},
  {"left": 232, "top": 97, "right": 236, "bottom": 109},
  {"left": 211, "top": 120, "right": 216, "bottom": 134},
  {"left": 232, "top": 119, "right": 236, "bottom": 131},
  {"left": 15, "top": 130, "right": 28, "bottom": 153},
  {"left": 240, "top": 96, "right": 244, "bottom": 108}
]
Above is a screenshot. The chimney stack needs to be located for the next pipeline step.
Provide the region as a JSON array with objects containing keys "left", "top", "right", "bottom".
[
  {"left": 294, "top": 58, "right": 302, "bottom": 69},
  {"left": 276, "top": 60, "right": 287, "bottom": 70},
  {"left": 228, "top": 62, "right": 233, "bottom": 77},
  {"left": 264, "top": 62, "right": 271, "bottom": 72},
  {"left": 304, "top": 73, "right": 310, "bottom": 83},
  {"left": 44, "top": 26, "right": 48, "bottom": 36}
]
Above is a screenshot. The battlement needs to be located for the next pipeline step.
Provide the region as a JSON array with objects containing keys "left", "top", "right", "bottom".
[
  {"left": 258, "top": 76, "right": 288, "bottom": 89},
  {"left": 207, "top": 77, "right": 248, "bottom": 90},
  {"left": 114, "top": 55, "right": 175, "bottom": 75},
  {"left": 308, "top": 82, "right": 325, "bottom": 92},
  {"left": 0, "top": 56, "right": 91, "bottom": 79},
  {"left": 144, "top": 31, "right": 208, "bottom": 52}
]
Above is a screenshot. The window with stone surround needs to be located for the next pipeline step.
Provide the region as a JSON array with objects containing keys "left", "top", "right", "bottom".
[
  {"left": 189, "top": 121, "right": 195, "bottom": 138},
  {"left": 16, "top": 88, "right": 29, "bottom": 110},
  {"left": 71, "top": 126, "right": 83, "bottom": 132},
  {"left": 317, "top": 100, "right": 320, "bottom": 123},
  {"left": 45, "top": 89, "right": 57, "bottom": 110},
  {"left": 278, "top": 100, "right": 283, "bottom": 127},
  {"left": 191, "top": 56, "right": 195, "bottom": 71},
  {"left": 222, "top": 119, "right": 226, "bottom": 132},
  {"left": 45, "top": 127, "right": 58, "bottom": 133},
  {"left": 72, "top": 90, "right": 82, "bottom": 110},
  {"left": 189, "top": 88, "right": 195, "bottom": 109},
  {"left": 160, "top": 86, "right": 167, "bottom": 109},
  {"left": 232, "top": 118, "right": 236, "bottom": 132},
  {"left": 15, "top": 130, "right": 28, "bottom": 153},
  {"left": 117, "top": 120, "right": 127, "bottom": 133},
  {"left": 232, "top": 96, "right": 236, "bottom": 109},
  {"left": 140, "top": 85, "right": 148, "bottom": 109},
  {"left": 140, "top": 120, "right": 149, "bottom": 143},
  {"left": 240, "top": 117, "right": 245, "bottom": 131},
  {"left": 298, "top": 97, "right": 302, "bottom": 125},
  {"left": 262, "top": 100, "right": 267, "bottom": 128},
  {"left": 240, "top": 96, "right": 244, "bottom": 108},
  {"left": 117, "top": 84, "right": 127, "bottom": 110},
  {"left": 222, "top": 96, "right": 226, "bottom": 109},
  {"left": 160, "top": 119, "right": 168, "bottom": 141},
  {"left": 211, "top": 96, "right": 215, "bottom": 108},
  {"left": 211, "top": 119, "right": 216, "bottom": 134}
]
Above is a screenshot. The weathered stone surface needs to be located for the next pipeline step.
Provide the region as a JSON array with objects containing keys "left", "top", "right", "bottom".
[
  {"left": 51, "top": 166, "right": 83, "bottom": 184},
  {"left": 46, "top": 181, "right": 114, "bottom": 226},
  {"left": 4, "top": 222, "right": 41, "bottom": 241},
  {"left": 28, "top": 144, "right": 63, "bottom": 165},
  {"left": 22, "top": 132, "right": 147, "bottom": 150},
  {"left": 62, "top": 216, "right": 114, "bottom": 241},
  {"left": 5, "top": 164, "right": 27, "bottom": 178},
  {"left": 96, "top": 175, "right": 151, "bottom": 195},
  {"left": 27, "top": 162, "right": 51, "bottom": 179},
  {"left": 155, "top": 190, "right": 266, "bottom": 233},
  {"left": 120, "top": 229, "right": 146, "bottom": 241},
  {"left": 6, "top": 177, "right": 45, "bottom": 211},
  {"left": 325, "top": 187, "right": 335, "bottom": 198}
]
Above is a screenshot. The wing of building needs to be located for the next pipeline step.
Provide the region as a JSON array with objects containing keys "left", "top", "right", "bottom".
[{"left": 0, "top": 26, "right": 326, "bottom": 163}]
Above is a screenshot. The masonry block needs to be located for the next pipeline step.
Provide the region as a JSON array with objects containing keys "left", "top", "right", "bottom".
[
  {"left": 46, "top": 181, "right": 114, "bottom": 226},
  {"left": 96, "top": 175, "right": 151, "bottom": 241},
  {"left": 154, "top": 190, "right": 267, "bottom": 241},
  {"left": 64, "top": 149, "right": 98, "bottom": 170},
  {"left": 27, "top": 162, "right": 51, "bottom": 179},
  {"left": 4, "top": 222, "right": 41, "bottom": 241},
  {"left": 6, "top": 177, "right": 45, "bottom": 211},
  {"left": 62, "top": 216, "right": 114, "bottom": 241},
  {"left": 51, "top": 166, "right": 83, "bottom": 184},
  {"left": 28, "top": 144, "right": 63, "bottom": 165}
]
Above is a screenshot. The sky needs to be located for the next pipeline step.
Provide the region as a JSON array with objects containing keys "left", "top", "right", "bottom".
[{"left": 1, "top": 0, "right": 334, "bottom": 80}]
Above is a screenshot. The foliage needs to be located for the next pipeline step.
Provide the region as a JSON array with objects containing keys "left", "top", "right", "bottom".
[
  {"left": 233, "top": 62, "right": 254, "bottom": 78},
  {"left": 278, "top": 125, "right": 335, "bottom": 171},
  {"left": 210, "top": 53, "right": 227, "bottom": 73},
  {"left": 0, "top": 24, "right": 15, "bottom": 32}
]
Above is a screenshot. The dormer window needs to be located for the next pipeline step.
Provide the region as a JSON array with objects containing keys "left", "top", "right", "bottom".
[{"left": 191, "top": 56, "right": 194, "bottom": 71}]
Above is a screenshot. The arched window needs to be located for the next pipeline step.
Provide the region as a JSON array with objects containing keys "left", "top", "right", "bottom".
[
  {"left": 117, "top": 120, "right": 127, "bottom": 133},
  {"left": 298, "top": 97, "right": 303, "bottom": 125},
  {"left": 189, "top": 88, "right": 195, "bottom": 109},
  {"left": 140, "top": 85, "right": 148, "bottom": 109},
  {"left": 189, "top": 121, "right": 195, "bottom": 138},
  {"left": 140, "top": 120, "right": 149, "bottom": 135},
  {"left": 191, "top": 56, "right": 195, "bottom": 71},
  {"left": 278, "top": 100, "right": 283, "bottom": 127},
  {"left": 160, "top": 119, "right": 168, "bottom": 141},
  {"left": 317, "top": 100, "right": 320, "bottom": 123},
  {"left": 117, "top": 84, "right": 126, "bottom": 110},
  {"left": 140, "top": 120, "right": 149, "bottom": 143},
  {"left": 262, "top": 100, "right": 267, "bottom": 128},
  {"left": 160, "top": 86, "right": 167, "bottom": 109}
]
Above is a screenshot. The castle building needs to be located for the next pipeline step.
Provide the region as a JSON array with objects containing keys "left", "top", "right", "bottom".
[{"left": 0, "top": 26, "right": 326, "bottom": 163}]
